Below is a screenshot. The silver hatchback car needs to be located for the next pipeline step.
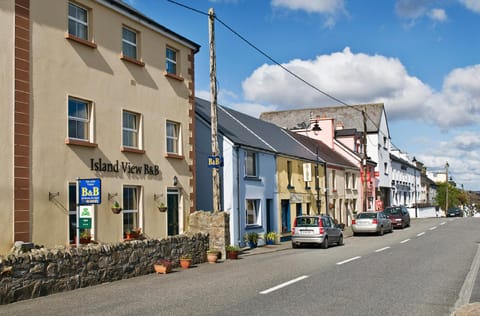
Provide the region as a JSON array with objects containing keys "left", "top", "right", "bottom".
[
  {"left": 291, "top": 215, "right": 344, "bottom": 249},
  {"left": 352, "top": 212, "right": 393, "bottom": 236}
]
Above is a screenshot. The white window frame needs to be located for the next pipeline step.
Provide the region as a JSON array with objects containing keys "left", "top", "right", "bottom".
[
  {"left": 68, "top": 96, "right": 93, "bottom": 142},
  {"left": 246, "top": 199, "right": 260, "bottom": 226},
  {"left": 332, "top": 170, "right": 337, "bottom": 191},
  {"left": 123, "top": 185, "right": 142, "bottom": 235},
  {"left": 345, "top": 172, "right": 350, "bottom": 189},
  {"left": 166, "top": 47, "right": 177, "bottom": 75},
  {"left": 245, "top": 151, "right": 257, "bottom": 178},
  {"left": 166, "top": 121, "right": 181, "bottom": 154},
  {"left": 122, "top": 26, "right": 138, "bottom": 60},
  {"left": 352, "top": 173, "right": 357, "bottom": 189},
  {"left": 122, "top": 110, "right": 141, "bottom": 149},
  {"left": 68, "top": 2, "right": 88, "bottom": 40}
]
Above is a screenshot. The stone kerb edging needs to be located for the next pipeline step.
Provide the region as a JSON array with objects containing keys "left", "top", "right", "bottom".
[{"left": 0, "top": 233, "right": 208, "bottom": 305}]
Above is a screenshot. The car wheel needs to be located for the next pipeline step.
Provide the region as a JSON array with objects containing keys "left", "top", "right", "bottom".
[
  {"left": 321, "top": 237, "right": 328, "bottom": 249},
  {"left": 338, "top": 235, "right": 344, "bottom": 246},
  {"left": 378, "top": 227, "right": 384, "bottom": 236},
  {"left": 292, "top": 243, "right": 298, "bottom": 249}
]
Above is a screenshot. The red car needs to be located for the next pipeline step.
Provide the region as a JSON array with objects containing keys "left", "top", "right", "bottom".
[{"left": 383, "top": 206, "right": 411, "bottom": 229}]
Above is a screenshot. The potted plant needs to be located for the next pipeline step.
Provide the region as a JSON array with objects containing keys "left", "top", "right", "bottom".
[
  {"left": 157, "top": 202, "right": 167, "bottom": 212},
  {"left": 79, "top": 230, "right": 91, "bottom": 244},
  {"left": 225, "top": 245, "right": 240, "bottom": 259},
  {"left": 244, "top": 232, "right": 259, "bottom": 248},
  {"left": 206, "top": 249, "right": 219, "bottom": 263},
  {"left": 125, "top": 229, "right": 132, "bottom": 240},
  {"left": 179, "top": 253, "right": 192, "bottom": 269},
  {"left": 265, "top": 231, "right": 277, "bottom": 245},
  {"left": 111, "top": 201, "right": 122, "bottom": 214},
  {"left": 153, "top": 259, "right": 173, "bottom": 274},
  {"left": 130, "top": 227, "right": 142, "bottom": 239}
]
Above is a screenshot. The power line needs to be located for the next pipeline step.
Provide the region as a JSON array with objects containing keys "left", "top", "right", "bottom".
[{"left": 166, "top": 0, "right": 377, "bottom": 126}]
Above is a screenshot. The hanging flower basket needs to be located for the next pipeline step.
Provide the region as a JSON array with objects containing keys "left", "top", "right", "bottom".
[
  {"left": 157, "top": 205, "right": 167, "bottom": 212},
  {"left": 111, "top": 207, "right": 122, "bottom": 214}
]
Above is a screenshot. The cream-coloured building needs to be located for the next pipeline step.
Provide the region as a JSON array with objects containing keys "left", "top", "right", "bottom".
[{"left": 0, "top": 0, "right": 200, "bottom": 253}]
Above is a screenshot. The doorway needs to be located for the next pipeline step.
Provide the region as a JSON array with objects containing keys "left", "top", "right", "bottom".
[{"left": 167, "top": 188, "right": 179, "bottom": 236}]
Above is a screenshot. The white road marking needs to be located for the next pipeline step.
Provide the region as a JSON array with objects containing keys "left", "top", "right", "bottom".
[
  {"left": 336, "top": 256, "right": 361, "bottom": 265},
  {"left": 375, "top": 247, "right": 391, "bottom": 253},
  {"left": 400, "top": 239, "right": 410, "bottom": 244},
  {"left": 454, "top": 244, "right": 480, "bottom": 310},
  {"left": 417, "top": 232, "right": 425, "bottom": 237},
  {"left": 429, "top": 226, "right": 437, "bottom": 230},
  {"left": 440, "top": 221, "right": 446, "bottom": 225},
  {"left": 260, "top": 275, "right": 309, "bottom": 294}
]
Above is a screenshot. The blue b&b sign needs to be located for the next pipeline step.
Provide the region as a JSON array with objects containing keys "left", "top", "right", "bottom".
[
  {"left": 78, "top": 178, "right": 101, "bottom": 205},
  {"left": 208, "top": 155, "right": 224, "bottom": 168}
]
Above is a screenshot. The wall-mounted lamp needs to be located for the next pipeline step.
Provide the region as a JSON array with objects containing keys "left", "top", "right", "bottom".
[
  {"left": 312, "top": 120, "right": 322, "bottom": 135},
  {"left": 108, "top": 193, "right": 118, "bottom": 201},
  {"left": 48, "top": 192, "right": 60, "bottom": 201},
  {"left": 173, "top": 175, "right": 178, "bottom": 186}
]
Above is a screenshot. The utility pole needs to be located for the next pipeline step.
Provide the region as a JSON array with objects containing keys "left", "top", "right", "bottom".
[
  {"left": 445, "top": 161, "right": 449, "bottom": 214},
  {"left": 209, "top": 8, "right": 220, "bottom": 213},
  {"left": 362, "top": 109, "right": 368, "bottom": 213}
]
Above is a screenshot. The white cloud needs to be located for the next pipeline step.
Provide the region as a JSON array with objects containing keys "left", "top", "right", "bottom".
[
  {"left": 271, "top": 0, "right": 345, "bottom": 14},
  {"left": 428, "top": 8, "right": 447, "bottom": 22},
  {"left": 241, "top": 47, "right": 480, "bottom": 130},
  {"left": 459, "top": 0, "right": 480, "bottom": 13},
  {"left": 395, "top": 0, "right": 430, "bottom": 19}
]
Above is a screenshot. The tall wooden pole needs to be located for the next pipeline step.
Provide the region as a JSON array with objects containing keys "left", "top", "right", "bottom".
[
  {"left": 209, "top": 8, "right": 220, "bottom": 213},
  {"left": 362, "top": 109, "right": 368, "bottom": 213}
]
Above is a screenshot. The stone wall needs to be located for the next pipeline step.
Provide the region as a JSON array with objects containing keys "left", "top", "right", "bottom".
[
  {"left": 0, "top": 233, "right": 208, "bottom": 305},
  {"left": 188, "top": 211, "right": 229, "bottom": 259}
]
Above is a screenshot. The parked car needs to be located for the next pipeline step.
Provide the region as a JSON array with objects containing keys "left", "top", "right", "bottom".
[
  {"left": 291, "top": 215, "right": 343, "bottom": 249},
  {"left": 352, "top": 212, "right": 393, "bottom": 236},
  {"left": 447, "top": 207, "right": 462, "bottom": 217},
  {"left": 383, "top": 205, "right": 411, "bottom": 229}
]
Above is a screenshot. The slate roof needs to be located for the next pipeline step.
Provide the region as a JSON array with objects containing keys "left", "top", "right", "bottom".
[
  {"left": 288, "top": 132, "right": 359, "bottom": 170},
  {"left": 260, "top": 103, "right": 385, "bottom": 134},
  {"left": 195, "top": 98, "right": 320, "bottom": 162}
]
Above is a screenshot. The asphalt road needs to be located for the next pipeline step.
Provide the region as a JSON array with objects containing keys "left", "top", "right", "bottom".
[{"left": 1, "top": 217, "right": 479, "bottom": 316}]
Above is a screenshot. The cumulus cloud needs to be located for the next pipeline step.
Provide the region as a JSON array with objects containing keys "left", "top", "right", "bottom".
[
  {"left": 459, "top": 0, "right": 480, "bottom": 13},
  {"left": 271, "top": 0, "right": 345, "bottom": 14},
  {"left": 428, "top": 8, "right": 447, "bottom": 22},
  {"left": 395, "top": 0, "right": 430, "bottom": 19},
  {"left": 271, "top": 0, "right": 346, "bottom": 28},
  {"left": 241, "top": 47, "right": 480, "bottom": 131}
]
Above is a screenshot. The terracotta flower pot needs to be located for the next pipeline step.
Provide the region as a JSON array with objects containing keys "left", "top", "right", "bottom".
[
  {"left": 207, "top": 252, "right": 218, "bottom": 263},
  {"left": 154, "top": 264, "right": 172, "bottom": 274},
  {"left": 226, "top": 250, "right": 239, "bottom": 260},
  {"left": 179, "top": 258, "right": 192, "bottom": 269}
]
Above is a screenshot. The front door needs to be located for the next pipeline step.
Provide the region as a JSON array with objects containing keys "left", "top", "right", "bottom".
[
  {"left": 167, "top": 189, "right": 179, "bottom": 236},
  {"left": 281, "top": 199, "right": 291, "bottom": 241}
]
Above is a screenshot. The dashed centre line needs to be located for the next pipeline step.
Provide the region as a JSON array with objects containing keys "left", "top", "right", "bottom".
[
  {"left": 429, "top": 226, "right": 437, "bottom": 230},
  {"left": 417, "top": 232, "right": 426, "bottom": 237},
  {"left": 375, "top": 246, "right": 391, "bottom": 253},
  {"left": 259, "top": 275, "right": 309, "bottom": 294},
  {"left": 336, "top": 256, "right": 361, "bottom": 265},
  {"left": 400, "top": 239, "right": 410, "bottom": 244},
  {"left": 440, "top": 221, "right": 446, "bottom": 225}
]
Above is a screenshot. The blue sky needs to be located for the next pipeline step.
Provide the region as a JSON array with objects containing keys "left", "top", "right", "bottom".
[{"left": 124, "top": 0, "right": 480, "bottom": 190}]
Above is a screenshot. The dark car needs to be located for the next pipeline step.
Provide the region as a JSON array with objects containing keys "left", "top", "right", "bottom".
[
  {"left": 383, "top": 205, "right": 411, "bottom": 229},
  {"left": 291, "top": 215, "right": 344, "bottom": 249},
  {"left": 447, "top": 207, "right": 462, "bottom": 217}
]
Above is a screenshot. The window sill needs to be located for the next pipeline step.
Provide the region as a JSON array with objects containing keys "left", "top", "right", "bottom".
[
  {"left": 244, "top": 176, "right": 261, "bottom": 182},
  {"left": 120, "top": 53, "right": 145, "bottom": 67},
  {"left": 245, "top": 225, "right": 261, "bottom": 230},
  {"left": 121, "top": 146, "right": 145, "bottom": 154},
  {"left": 65, "top": 138, "right": 98, "bottom": 148},
  {"left": 65, "top": 33, "right": 97, "bottom": 49},
  {"left": 165, "top": 153, "right": 184, "bottom": 160},
  {"left": 287, "top": 185, "right": 295, "bottom": 190},
  {"left": 164, "top": 72, "right": 184, "bottom": 82}
]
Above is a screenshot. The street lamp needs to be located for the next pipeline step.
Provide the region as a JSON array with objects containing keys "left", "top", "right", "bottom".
[
  {"left": 312, "top": 122, "right": 322, "bottom": 214},
  {"left": 412, "top": 157, "right": 417, "bottom": 218},
  {"left": 445, "top": 161, "right": 449, "bottom": 214}
]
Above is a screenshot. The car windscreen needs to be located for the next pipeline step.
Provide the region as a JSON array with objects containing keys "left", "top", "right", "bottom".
[
  {"left": 296, "top": 217, "right": 319, "bottom": 227},
  {"left": 356, "top": 213, "right": 377, "bottom": 219},
  {"left": 384, "top": 207, "right": 401, "bottom": 215}
]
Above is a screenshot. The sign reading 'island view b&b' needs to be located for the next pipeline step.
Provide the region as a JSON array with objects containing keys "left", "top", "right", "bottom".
[{"left": 90, "top": 158, "right": 160, "bottom": 175}]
